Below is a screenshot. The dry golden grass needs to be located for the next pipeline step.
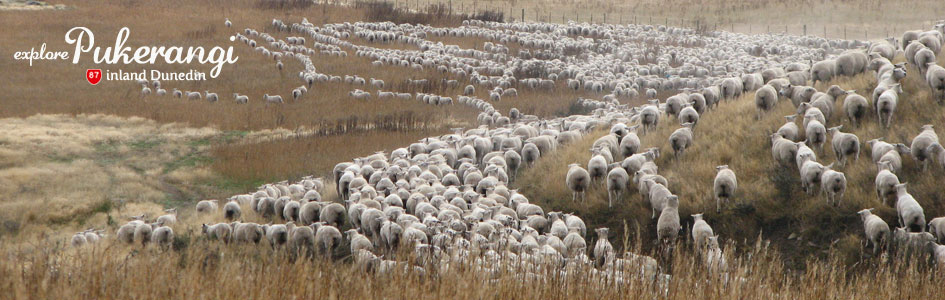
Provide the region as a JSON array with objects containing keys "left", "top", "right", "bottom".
[{"left": 516, "top": 54, "right": 945, "bottom": 268}]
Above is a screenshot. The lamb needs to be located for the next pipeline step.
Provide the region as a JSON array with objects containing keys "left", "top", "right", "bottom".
[
  {"left": 196, "top": 200, "right": 218, "bottom": 214},
  {"left": 669, "top": 123, "right": 694, "bottom": 159},
  {"left": 151, "top": 226, "right": 175, "bottom": 250},
  {"left": 173, "top": 89, "right": 183, "bottom": 98},
  {"left": 820, "top": 167, "right": 846, "bottom": 207},
  {"left": 202, "top": 223, "right": 232, "bottom": 243},
  {"left": 566, "top": 164, "right": 590, "bottom": 202},
  {"left": 263, "top": 94, "right": 284, "bottom": 104},
  {"left": 232, "top": 93, "right": 249, "bottom": 104},
  {"left": 828, "top": 125, "right": 859, "bottom": 167},
  {"left": 876, "top": 84, "right": 902, "bottom": 129},
  {"left": 463, "top": 85, "right": 475, "bottom": 96},
  {"left": 754, "top": 84, "right": 778, "bottom": 118},
  {"left": 857, "top": 208, "right": 890, "bottom": 256},
  {"left": 223, "top": 201, "right": 241, "bottom": 221},
  {"left": 910, "top": 125, "right": 939, "bottom": 171},
  {"left": 657, "top": 195, "right": 681, "bottom": 252},
  {"left": 606, "top": 166, "right": 629, "bottom": 208},
  {"left": 929, "top": 217, "right": 945, "bottom": 243},
  {"left": 842, "top": 92, "right": 869, "bottom": 127},
  {"left": 141, "top": 86, "right": 151, "bottom": 97},
  {"left": 691, "top": 213, "right": 714, "bottom": 251},
  {"left": 926, "top": 63, "right": 945, "bottom": 104},
  {"left": 713, "top": 165, "right": 737, "bottom": 213},
  {"left": 875, "top": 161, "right": 901, "bottom": 206},
  {"left": 593, "top": 228, "right": 615, "bottom": 267},
  {"left": 634, "top": 171, "right": 667, "bottom": 203},
  {"left": 798, "top": 104, "right": 825, "bottom": 131},
  {"left": 777, "top": 115, "right": 799, "bottom": 142},
  {"left": 895, "top": 183, "right": 926, "bottom": 232}
]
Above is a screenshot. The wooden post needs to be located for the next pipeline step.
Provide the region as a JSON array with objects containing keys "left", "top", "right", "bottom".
[
  {"left": 603, "top": 13, "right": 606, "bottom": 23},
  {"left": 521, "top": 8, "right": 524, "bottom": 22},
  {"left": 824, "top": 25, "right": 826, "bottom": 39},
  {"left": 448, "top": 0, "right": 451, "bottom": 16},
  {"left": 803, "top": 24, "right": 807, "bottom": 36},
  {"left": 844, "top": 27, "right": 846, "bottom": 39},
  {"left": 767, "top": 25, "right": 770, "bottom": 33}
]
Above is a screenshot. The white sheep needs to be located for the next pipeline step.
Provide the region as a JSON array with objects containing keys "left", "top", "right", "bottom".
[
  {"left": 151, "top": 226, "right": 174, "bottom": 250},
  {"left": 777, "top": 115, "right": 799, "bottom": 142},
  {"left": 231, "top": 93, "right": 248, "bottom": 104},
  {"left": 804, "top": 118, "right": 827, "bottom": 155},
  {"left": 657, "top": 195, "right": 681, "bottom": 252},
  {"left": 876, "top": 84, "right": 903, "bottom": 129},
  {"left": 593, "top": 228, "right": 614, "bottom": 267},
  {"left": 314, "top": 223, "right": 343, "bottom": 256},
  {"left": 233, "top": 222, "right": 265, "bottom": 244},
  {"left": 156, "top": 208, "right": 177, "bottom": 226},
  {"left": 606, "top": 166, "right": 629, "bottom": 208},
  {"left": 770, "top": 133, "right": 798, "bottom": 166},
  {"left": 218, "top": 201, "right": 240, "bottom": 221},
  {"left": 927, "top": 62, "right": 945, "bottom": 103},
  {"left": 929, "top": 217, "right": 945, "bottom": 244},
  {"left": 754, "top": 84, "right": 778, "bottom": 118},
  {"left": 910, "top": 125, "right": 939, "bottom": 171},
  {"left": 857, "top": 208, "right": 890, "bottom": 256},
  {"left": 800, "top": 161, "right": 829, "bottom": 195},
  {"left": 196, "top": 200, "right": 218, "bottom": 214},
  {"left": 820, "top": 167, "right": 846, "bottom": 207},
  {"left": 205, "top": 91, "right": 218, "bottom": 102},
  {"left": 669, "top": 123, "right": 694, "bottom": 159},
  {"left": 828, "top": 125, "right": 859, "bottom": 167},
  {"left": 875, "top": 161, "right": 901, "bottom": 206},
  {"left": 133, "top": 223, "right": 153, "bottom": 246},
  {"left": 186, "top": 91, "right": 201, "bottom": 100},
  {"left": 263, "top": 94, "right": 284, "bottom": 104},
  {"left": 895, "top": 183, "right": 926, "bottom": 232},
  {"left": 345, "top": 229, "right": 374, "bottom": 254},
  {"left": 691, "top": 213, "right": 714, "bottom": 251},
  {"left": 566, "top": 163, "right": 590, "bottom": 202},
  {"left": 202, "top": 223, "right": 232, "bottom": 243},
  {"left": 713, "top": 165, "right": 737, "bottom": 213},
  {"left": 842, "top": 92, "right": 869, "bottom": 127}
]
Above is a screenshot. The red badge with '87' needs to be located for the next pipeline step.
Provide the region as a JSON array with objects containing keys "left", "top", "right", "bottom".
[{"left": 86, "top": 69, "right": 102, "bottom": 85}]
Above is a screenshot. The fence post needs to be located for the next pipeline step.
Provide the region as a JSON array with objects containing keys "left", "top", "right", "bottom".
[
  {"left": 824, "top": 25, "right": 826, "bottom": 39},
  {"left": 521, "top": 8, "right": 524, "bottom": 22},
  {"left": 844, "top": 27, "right": 846, "bottom": 39},
  {"left": 767, "top": 25, "right": 769, "bottom": 33},
  {"left": 803, "top": 24, "right": 807, "bottom": 36},
  {"left": 448, "top": 0, "right": 451, "bottom": 16},
  {"left": 603, "top": 13, "right": 606, "bottom": 23}
]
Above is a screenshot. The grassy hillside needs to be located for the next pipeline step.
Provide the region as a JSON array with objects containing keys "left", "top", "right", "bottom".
[{"left": 516, "top": 54, "right": 945, "bottom": 269}]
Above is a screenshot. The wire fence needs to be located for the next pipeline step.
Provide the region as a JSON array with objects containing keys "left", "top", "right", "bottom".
[{"left": 329, "top": 0, "right": 942, "bottom": 41}]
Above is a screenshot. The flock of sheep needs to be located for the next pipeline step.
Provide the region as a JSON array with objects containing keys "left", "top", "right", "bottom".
[{"left": 93, "top": 16, "right": 945, "bottom": 281}]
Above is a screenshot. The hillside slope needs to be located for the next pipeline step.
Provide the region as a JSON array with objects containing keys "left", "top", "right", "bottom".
[{"left": 516, "top": 55, "right": 945, "bottom": 268}]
